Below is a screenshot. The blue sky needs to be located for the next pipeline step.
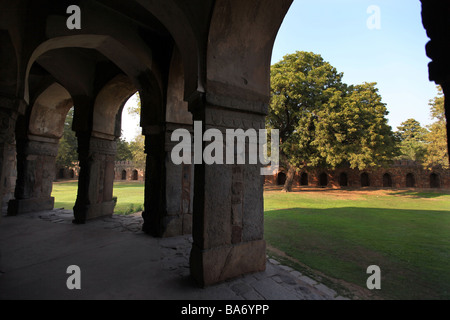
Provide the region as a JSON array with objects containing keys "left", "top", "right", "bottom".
[
  {"left": 272, "top": 0, "right": 439, "bottom": 130},
  {"left": 123, "top": 0, "right": 438, "bottom": 141}
]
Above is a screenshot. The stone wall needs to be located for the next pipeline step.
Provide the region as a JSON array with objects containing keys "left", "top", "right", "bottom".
[
  {"left": 56, "top": 161, "right": 145, "bottom": 182},
  {"left": 266, "top": 161, "right": 450, "bottom": 189},
  {"left": 114, "top": 161, "right": 145, "bottom": 182},
  {"left": 0, "top": 141, "right": 16, "bottom": 211},
  {"left": 56, "top": 165, "right": 80, "bottom": 180}
]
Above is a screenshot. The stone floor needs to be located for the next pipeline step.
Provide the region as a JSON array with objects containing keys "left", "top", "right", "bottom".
[{"left": 0, "top": 209, "right": 350, "bottom": 300}]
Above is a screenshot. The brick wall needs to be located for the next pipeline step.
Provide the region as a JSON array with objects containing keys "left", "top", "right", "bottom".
[
  {"left": 55, "top": 161, "right": 145, "bottom": 182},
  {"left": 113, "top": 161, "right": 145, "bottom": 182},
  {"left": 266, "top": 161, "right": 450, "bottom": 189}
]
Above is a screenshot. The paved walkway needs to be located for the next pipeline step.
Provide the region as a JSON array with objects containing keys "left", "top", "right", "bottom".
[{"left": 0, "top": 210, "right": 349, "bottom": 300}]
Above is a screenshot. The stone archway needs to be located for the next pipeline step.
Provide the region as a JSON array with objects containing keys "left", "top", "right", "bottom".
[
  {"left": 406, "top": 173, "right": 416, "bottom": 188},
  {"left": 430, "top": 173, "right": 440, "bottom": 188},
  {"left": 8, "top": 82, "right": 73, "bottom": 215},
  {"left": 361, "top": 173, "right": 370, "bottom": 187},
  {"left": 132, "top": 170, "right": 139, "bottom": 181},
  {"left": 1, "top": 0, "right": 293, "bottom": 288},
  {"left": 339, "top": 172, "right": 348, "bottom": 187},
  {"left": 277, "top": 172, "right": 287, "bottom": 186},
  {"left": 300, "top": 172, "right": 309, "bottom": 186},
  {"left": 383, "top": 173, "right": 393, "bottom": 188},
  {"left": 319, "top": 173, "right": 328, "bottom": 187},
  {"left": 2, "top": 0, "right": 448, "bottom": 291}
]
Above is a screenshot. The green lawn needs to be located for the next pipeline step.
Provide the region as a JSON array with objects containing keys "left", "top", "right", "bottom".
[
  {"left": 52, "top": 181, "right": 144, "bottom": 215},
  {"left": 52, "top": 181, "right": 450, "bottom": 299},
  {"left": 264, "top": 187, "right": 450, "bottom": 300}
]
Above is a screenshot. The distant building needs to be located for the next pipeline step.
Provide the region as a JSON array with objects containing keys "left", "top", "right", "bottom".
[
  {"left": 55, "top": 161, "right": 144, "bottom": 182},
  {"left": 114, "top": 161, "right": 145, "bottom": 182},
  {"left": 266, "top": 160, "right": 450, "bottom": 189},
  {"left": 56, "top": 164, "right": 80, "bottom": 180}
]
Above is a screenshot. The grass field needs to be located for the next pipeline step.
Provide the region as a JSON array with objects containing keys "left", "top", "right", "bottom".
[
  {"left": 52, "top": 181, "right": 144, "bottom": 215},
  {"left": 264, "top": 187, "right": 450, "bottom": 300},
  {"left": 51, "top": 181, "right": 450, "bottom": 299}
]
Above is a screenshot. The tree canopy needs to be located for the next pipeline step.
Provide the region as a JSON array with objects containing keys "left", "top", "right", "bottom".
[
  {"left": 116, "top": 136, "right": 133, "bottom": 161},
  {"left": 424, "top": 86, "right": 448, "bottom": 169},
  {"left": 268, "top": 51, "right": 398, "bottom": 191},
  {"left": 395, "top": 118, "right": 428, "bottom": 162}
]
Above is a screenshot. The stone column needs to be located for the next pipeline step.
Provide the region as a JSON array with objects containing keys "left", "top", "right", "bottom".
[
  {"left": 141, "top": 127, "right": 166, "bottom": 236},
  {"left": 188, "top": 94, "right": 267, "bottom": 287},
  {"left": 0, "top": 101, "right": 21, "bottom": 218},
  {"left": 164, "top": 123, "right": 194, "bottom": 236},
  {"left": 8, "top": 136, "right": 58, "bottom": 215},
  {"left": 142, "top": 124, "right": 194, "bottom": 237},
  {"left": 73, "top": 134, "right": 117, "bottom": 223}
]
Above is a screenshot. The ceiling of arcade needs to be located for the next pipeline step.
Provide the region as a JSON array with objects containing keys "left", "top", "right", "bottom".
[
  {"left": 1, "top": 0, "right": 293, "bottom": 132},
  {"left": 0, "top": 0, "right": 214, "bottom": 137}
]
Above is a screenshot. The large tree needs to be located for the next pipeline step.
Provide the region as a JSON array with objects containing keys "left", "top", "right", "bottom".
[
  {"left": 424, "top": 86, "right": 449, "bottom": 169},
  {"left": 268, "top": 51, "right": 398, "bottom": 191},
  {"left": 395, "top": 118, "right": 428, "bottom": 162},
  {"left": 129, "top": 134, "right": 146, "bottom": 168}
]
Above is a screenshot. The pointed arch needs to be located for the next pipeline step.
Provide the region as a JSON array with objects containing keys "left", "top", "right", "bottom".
[
  {"left": 28, "top": 82, "right": 73, "bottom": 139},
  {"left": 339, "top": 172, "right": 348, "bottom": 187},
  {"left": 207, "top": 0, "right": 293, "bottom": 110},
  {"left": 300, "top": 172, "right": 309, "bottom": 186},
  {"left": 134, "top": 0, "right": 209, "bottom": 99},
  {"left": 92, "top": 74, "right": 136, "bottom": 140},
  {"left": 406, "top": 173, "right": 416, "bottom": 188},
  {"left": 24, "top": 35, "right": 162, "bottom": 107},
  {"left": 319, "top": 172, "right": 328, "bottom": 187},
  {"left": 361, "top": 172, "right": 370, "bottom": 187},
  {"left": 430, "top": 172, "right": 440, "bottom": 188},
  {"left": 383, "top": 173, "right": 393, "bottom": 188}
]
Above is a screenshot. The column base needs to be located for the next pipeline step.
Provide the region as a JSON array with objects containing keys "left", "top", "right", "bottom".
[
  {"left": 73, "top": 200, "right": 115, "bottom": 224},
  {"left": 142, "top": 213, "right": 193, "bottom": 238},
  {"left": 7, "top": 197, "right": 55, "bottom": 216},
  {"left": 190, "top": 239, "right": 266, "bottom": 287},
  {"left": 163, "top": 214, "right": 193, "bottom": 238}
]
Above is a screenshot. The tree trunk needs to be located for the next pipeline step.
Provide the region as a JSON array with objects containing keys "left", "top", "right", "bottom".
[{"left": 282, "top": 165, "right": 296, "bottom": 192}]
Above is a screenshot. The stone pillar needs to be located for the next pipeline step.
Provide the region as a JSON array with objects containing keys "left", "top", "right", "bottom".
[
  {"left": 141, "top": 124, "right": 194, "bottom": 238},
  {"left": 8, "top": 136, "right": 58, "bottom": 215},
  {"left": 141, "top": 128, "right": 165, "bottom": 236},
  {"left": 164, "top": 123, "right": 194, "bottom": 236},
  {"left": 73, "top": 134, "right": 117, "bottom": 223},
  {"left": 0, "top": 102, "right": 21, "bottom": 217},
  {"left": 188, "top": 94, "right": 267, "bottom": 287}
]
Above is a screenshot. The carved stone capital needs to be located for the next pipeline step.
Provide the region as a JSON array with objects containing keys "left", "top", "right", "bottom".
[
  {"left": 25, "top": 140, "right": 59, "bottom": 157},
  {"left": 204, "top": 106, "right": 265, "bottom": 130},
  {"left": 89, "top": 137, "right": 117, "bottom": 156}
]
